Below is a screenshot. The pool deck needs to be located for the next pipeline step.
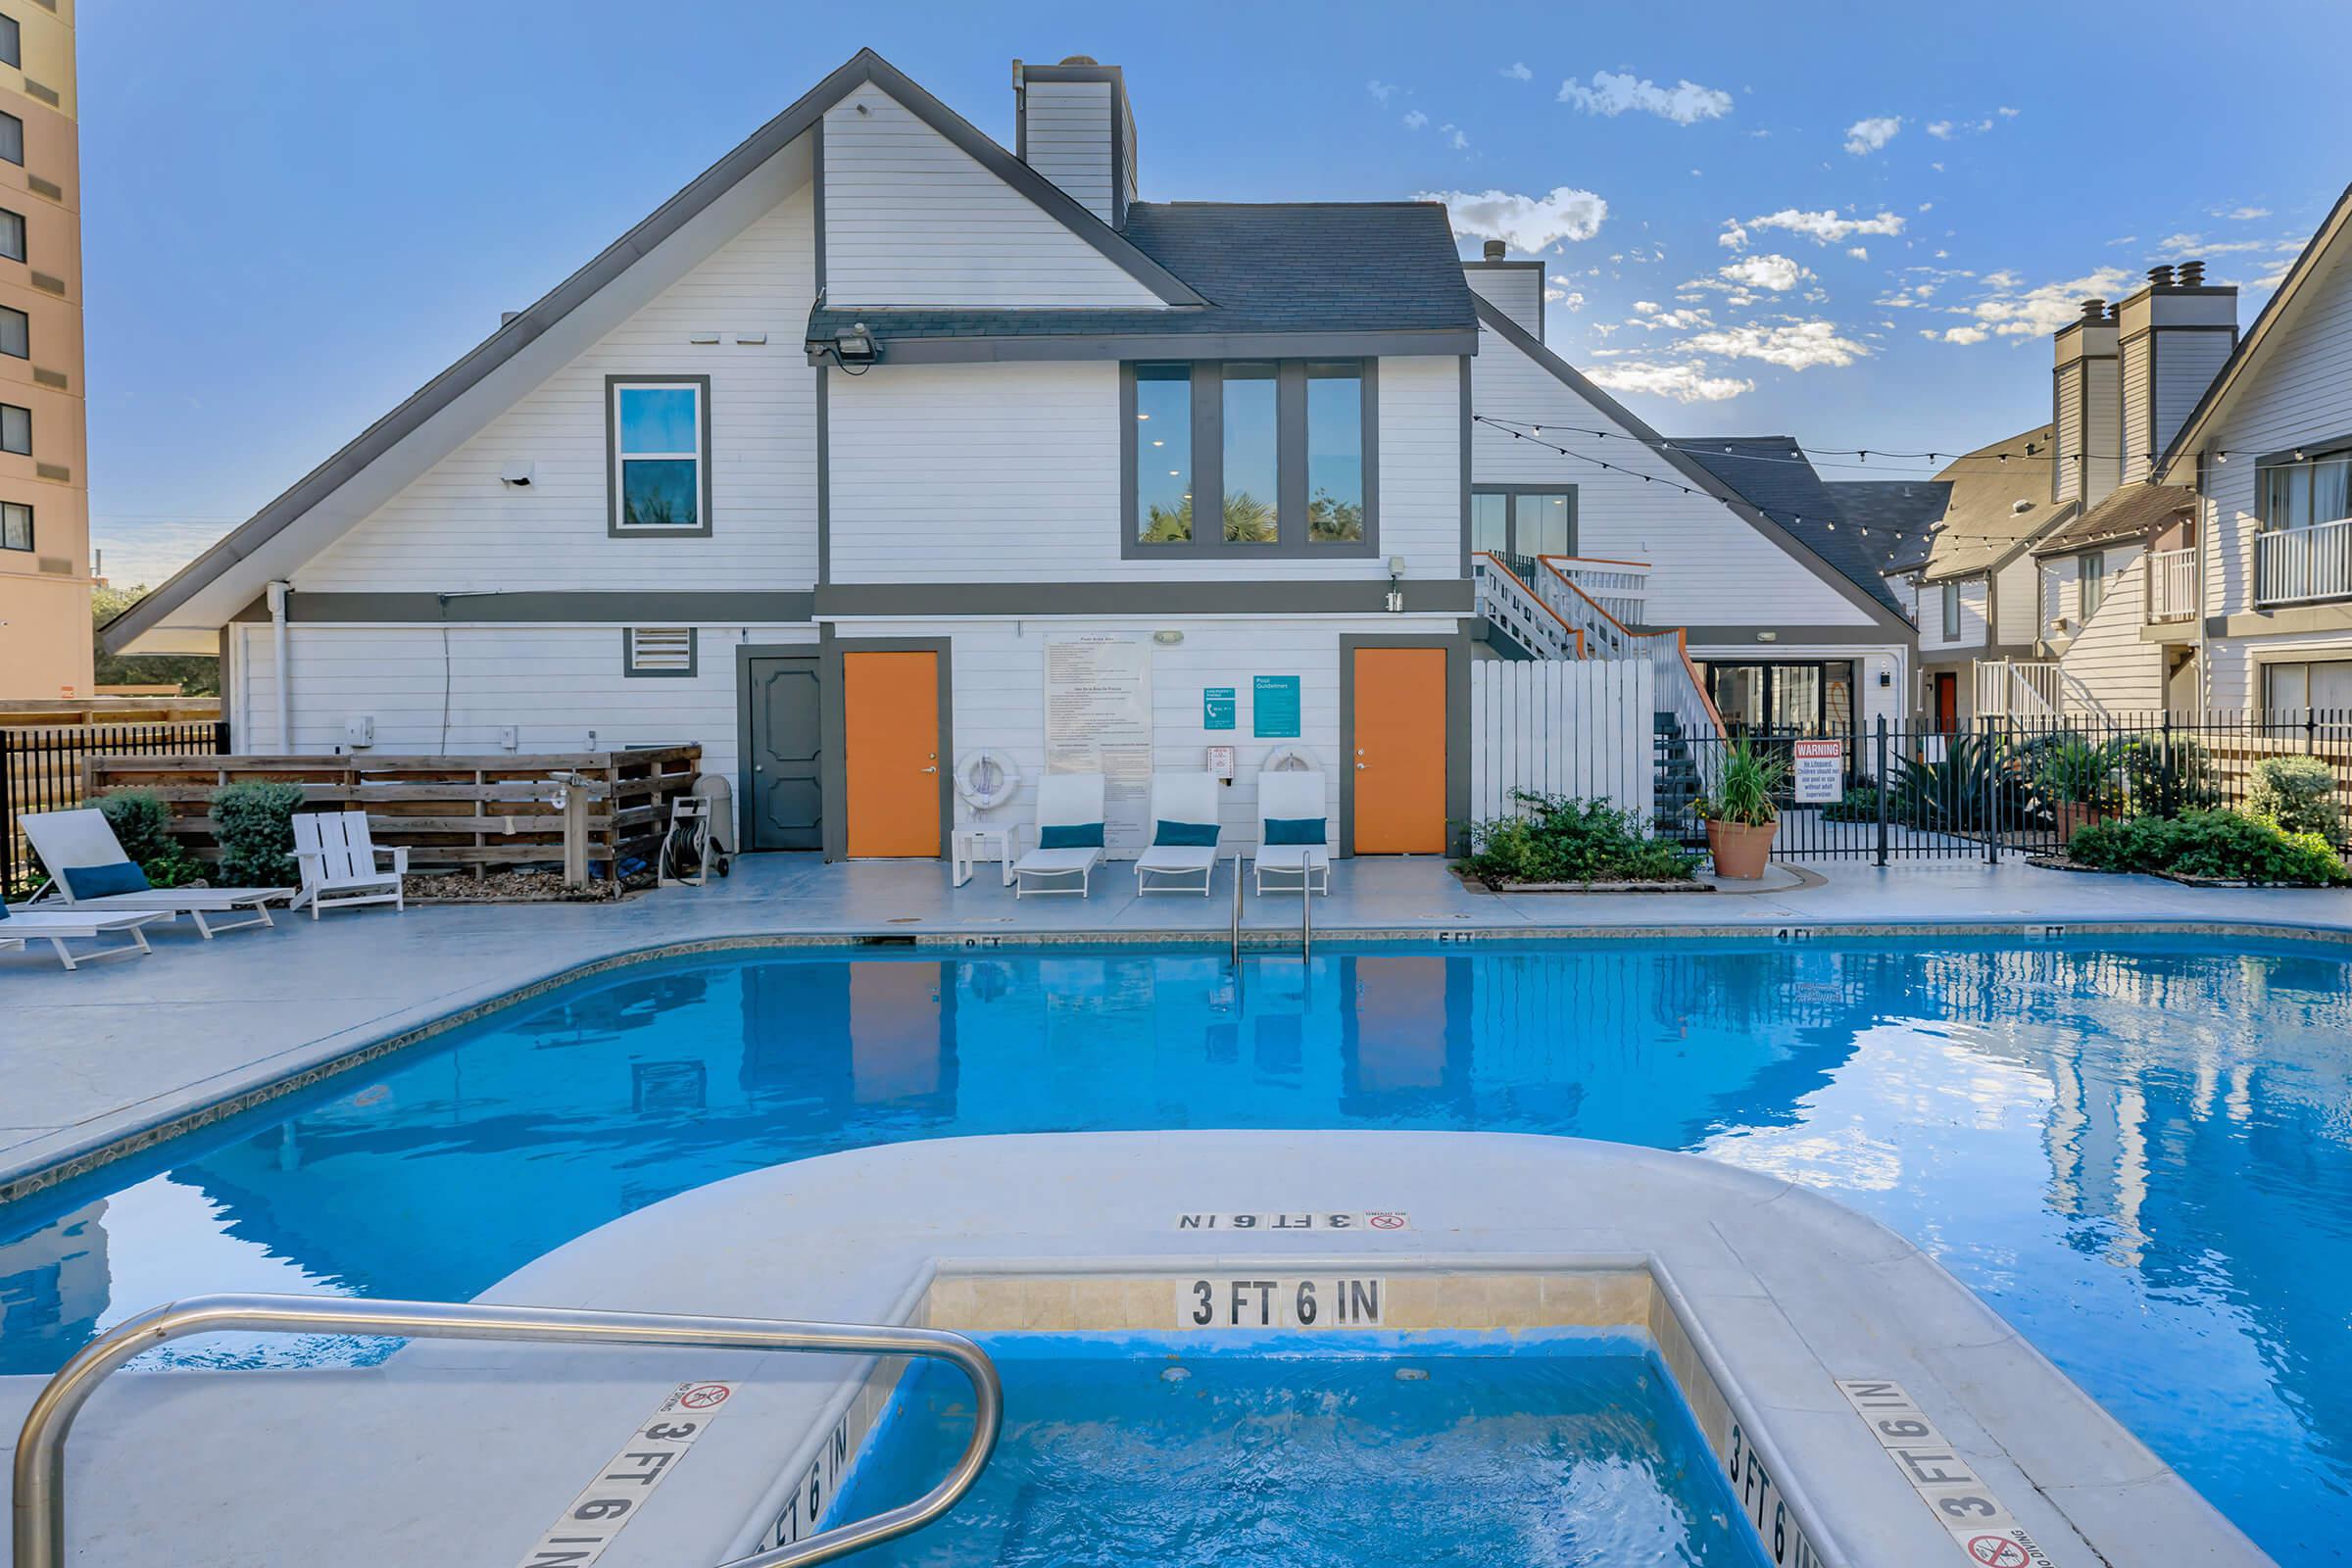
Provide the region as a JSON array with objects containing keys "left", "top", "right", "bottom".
[{"left": 4, "top": 851, "right": 2349, "bottom": 1200}]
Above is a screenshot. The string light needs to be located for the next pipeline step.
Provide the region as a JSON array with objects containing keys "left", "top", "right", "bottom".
[{"left": 1472, "top": 413, "right": 2231, "bottom": 472}]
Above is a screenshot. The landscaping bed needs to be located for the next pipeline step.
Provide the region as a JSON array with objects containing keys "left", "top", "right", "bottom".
[
  {"left": 2033, "top": 808, "right": 2350, "bottom": 889},
  {"left": 403, "top": 868, "right": 655, "bottom": 904},
  {"left": 1456, "top": 793, "right": 1705, "bottom": 892}
]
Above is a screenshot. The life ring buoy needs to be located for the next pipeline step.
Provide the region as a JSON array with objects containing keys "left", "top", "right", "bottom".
[
  {"left": 955, "top": 749, "right": 1022, "bottom": 811},
  {"left": 1262, "top": 745, "right": 1317, "bottom": 773}
]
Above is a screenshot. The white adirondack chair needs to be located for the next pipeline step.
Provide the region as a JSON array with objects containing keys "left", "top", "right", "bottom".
[
  {"left": 1252, "top": 769, "right": 1332, "bottom": 896},
  {"left": 1134, "top": 771, "right": 1223, "bottom": 896},
  {"left": 1009, "top": 773, "right": 1106, "bottom": 898},
  {"left": 23, "top": 808, "right": 291, "bottom": 937},
  {"left": 292, "top": 809, "right": 408, "bottom": 917},
  {"left": 0, "top": 904, "right": 164, "bottom": 969}
]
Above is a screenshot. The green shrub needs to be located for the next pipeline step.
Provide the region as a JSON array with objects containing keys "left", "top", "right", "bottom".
[
  {"left": 1892, "top": 733, "right": 2037, "bottom": 832},
  {"left": 1822, "top": 783, "right": 1882, "bottom": 822},
  {"left": 2248, "top": 755, "right": 2344, "bottom": 841},
  {"left": 95, "top": 790, "right": 203, "bottom": 889},
  {"left": 2121, "top": 734, "right": 2222, "bottom": 815},
  {"left": 1696, "top": 734, "right": 1787, "bottom": 827},
  {"left": 2068, "top": 808, "right": 2349, "bottom": 887},
  {"left": 2033, "top": 734, "right": 2126, "bottom": 810},
  {"left": 208, "top": 780, "right": 309, "bottom": 888},
  {"left": 1463, "top": 793, "right": 1701, "bottom": 884}
]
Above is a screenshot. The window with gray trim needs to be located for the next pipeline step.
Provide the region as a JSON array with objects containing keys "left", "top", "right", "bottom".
[
  {"left": 2259, "top": 443, "right": 2352, "bottom": 531},
  {"left": 1468, "top": 485, "right": 1577, "bottom": 565},
  {"left": 0, "top": 110, "right": 22, "bottom": 169},
  {"left": 607, "top": 376, "right": 711, "bottom": 535},
  {"left": 1941, "top": 581, "right": 1961, "bottom": 642},
  {"left": 0, "top": 304, "right": 24, "bottom": 360},
  {"left": 0, "top": 15, "right": 19, "bottom": 70},
  {"left": 0, "top": 402, "right": 27, "bottom": 456},
  {"left": 0, "top": 206, "right": 24, "bottom": 265},
  {"left": 0, "top": 500, "right": 28, "bottom": 552},
  {"left": 2079, "top": 551, "right": 2106, "bottom": 619},
  {"left": 1121, "top": 359, "right": 1378, "bottom": 558}
]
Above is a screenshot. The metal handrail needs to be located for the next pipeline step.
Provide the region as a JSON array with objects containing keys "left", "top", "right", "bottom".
[
  {"left": 1300, "top": 871, "right": 1312, "bottom": 957},
  {"left": 12, "top": 1294, "right": 1002, "bottom": 1568},
  {"left": 1229, "top": 851, "right": 1243, "bottom": 964}
]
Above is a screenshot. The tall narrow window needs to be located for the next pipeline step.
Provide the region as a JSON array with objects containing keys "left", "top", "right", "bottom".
[
  {"left": 0, "top": 500, "right": 28, "bottom": 551},
  {"left": 1221, "top": 363, "right": 1278, "bottom": 544},
  {"left": 0, "top": 304, "right": 26, "bottom": 360},
  {"left": 1941, "top": 581, "right": 1961, "bottom": 641},
  {"left": 1519, "top": 492, "right": 1574, "bottom": 558},
  {"left": 0, "top": 402, "right": 29, "bottom": 455},
  {"left": 0, "top": 15, "right": 21, "bottom": 70},
  {"left": 0, "top": 111, "right": 23, "bottom": 168},
  {"left": 1470, "top": 492, "right": 1508, "bottom": 557},
  {"left": 609, "top": 379, "right": 706, "bottom": 532},
  {"left": 2080, "top": 552, "right": 2106, "bottom": 619},
  {"left": 1305, "top": 363, "right": 1363, "bottom": 543},
  {"left": 1134, "top": 364, "right": 1192, "bottom": 543},
  {"left": 0, "top": 207, "right": 24, "bottom": 265}
]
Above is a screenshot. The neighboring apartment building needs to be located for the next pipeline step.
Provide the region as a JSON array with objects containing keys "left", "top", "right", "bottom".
[
  {"left": 0, "top": 0, "right": 86, "bottom": 700},
  {"left": 1908, "top": 427, "right": 2069, "bottom": 726},
  {"left": 108, "top": 48, "right": 1919, "bottom": 858}
]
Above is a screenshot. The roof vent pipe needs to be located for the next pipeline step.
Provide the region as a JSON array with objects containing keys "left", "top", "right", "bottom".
[
  {"left": 2176, "top": 259, "right": 2206, "bottom": 287},
  {"left": 1483, "top": 240, "right": 1506, "bottom": 262},
  {"left": 2147, "top": 264, "right": 2178, "bottom": 288},
  {"left": 2079, "top": 298, "right": 2107, "bottom": 320}
]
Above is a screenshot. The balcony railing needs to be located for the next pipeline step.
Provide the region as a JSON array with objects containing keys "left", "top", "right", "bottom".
[
  {"left": 2256, "top": 517, "right": 2352, "bottom": 607},
  {"left": 2148, "top": 546, "right": 2198, "bottom": 622},
  {"left": 1543, "top": 555, "right": 1650, "bottom": 629}
]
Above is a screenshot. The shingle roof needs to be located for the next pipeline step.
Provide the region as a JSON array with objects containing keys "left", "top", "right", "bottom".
[
  {"left": 1918, "top": 423, "right": 2075, "bottom": 583},
  {"left": 807, "top": 201, "right": 1478, "bottom": 343},
  {"left": 2032, "top": 482, "right": 2194, "bottom": 557},
  {"left": 1673, "top": 437, "right": 1912, "bottom": 616},
  {"left": 1826, "top": 479, "right": 1950, "bottom": 577}
]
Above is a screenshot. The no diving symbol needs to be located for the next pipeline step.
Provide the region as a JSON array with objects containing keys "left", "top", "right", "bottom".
[
  {"left": 679, "top": 1383, "right": 732, "bottom": 1410},
  {"left": 1965, "top": 1536, "right": 2029, "bottom": 1567},
  {"left": 1367, "top": 1212, "right": 1407, "bottom": 1230}
]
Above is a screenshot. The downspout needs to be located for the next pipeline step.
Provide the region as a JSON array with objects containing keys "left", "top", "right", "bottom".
[
  {"left": 267, "top": 580, "right": 292, "bottom": 753},
  {"left": 2195, "top": 450, "right": 2212, "bottom": 713}
]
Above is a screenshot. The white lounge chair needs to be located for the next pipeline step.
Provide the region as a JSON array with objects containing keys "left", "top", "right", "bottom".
[
  {"left": 22, "top": 808, "right": 291, "bottom": 937},
  {"left": 1135, "top": 771, "right": 1223, "bottom": 896},
  {"left": 1010, "top": 773, "right": 1106, "bottom": 898},
  {"left": 292, "top": 809, "right": 408, "bottom": 917},
  {"left": 1252, "top": 769, "right": 1331, "bottom": 896},
  {"left": 0, "top": 903, "right": 164, "bottom": 969}
]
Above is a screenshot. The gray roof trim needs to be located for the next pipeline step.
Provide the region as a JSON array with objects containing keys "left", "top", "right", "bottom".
[
  {"left": 827, "top": 325, "right": 1478, "bottom": 365},
  {"left": 1468, "top": 296, "right": 1911, "bottom": 634},
  {"left": 1916, "top": 527, "right": 2052, "bottom": 587},
  {"left": 105, "top": 48, "right": 1205, "bottom": 655},
  {"left": 2157, "top": 181, "right": 2352, "bottom": 483}
]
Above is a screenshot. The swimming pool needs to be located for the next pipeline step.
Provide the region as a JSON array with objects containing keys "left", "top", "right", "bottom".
[
  {"left": 827, "top": 1333, "right": 1769, "bottom": 1567},
  {"left": 2, "top": 936, "right": 2348, "bottom": 1562}
]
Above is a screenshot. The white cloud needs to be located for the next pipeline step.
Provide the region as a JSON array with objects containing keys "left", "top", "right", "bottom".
[
  {"left": 1403, "top": 110, "right": 1429, "bottom": 129},
  {"left": 1927, "top": 120, "right": 1954, "bottom": 140},
  {"left": 1631, "top": 305, "right": 1713, "bottom": 330},
  {"left": 1633, "top": 299, "right": 1662, "bottom": 314},
  {"left": 1717, "top": 222, "right": 1749, "bottom": 250},
  {"left": 1419, "top": 185, "right": 1609, "bottom": 250},
  {"left": 1583, "top": 361, "right": 1753, "bottom": 403},
  {"left": 1951, "top": 266, "right": 2133, "bottom": 339},
  {"left": 1557, "top": 70, "right": 1734, "bottom": 125},
  {"left": 1544, "top": 287, "right": 1586, "bottom": 310},
  {"left": 1846, "top": 246, "right": 1869, "bottom": 260},
  {"left": 1500, "top": 61, "right": 1533, "bottom": 81},
  {"left": 1367, "top": 80, "right": 1398, "bottom": 108},
  {"left": 2218, "top": 205, "right": 2272, "bottom": 220},
  {"left": 1444, "top": 125, "right": 1469, "bottom": 150},
  {"left": 1843, "top": 116, "right": 1901, "bottom": 155},
  {"left": 1718, "top": 252, "right": 1807, "bottom": 291},
  {"left": 1997, "top": 105, "right": 2021, "bottom": 117},
  {"left": 1928, "top": 325, "right": 1988, "bottom": 345},
  {"left": 1740, "top": 207, "right": 1906, "bottom": 245},
  {"left": 1677, "top": 318, "right": 1870, "bottom": 370}
]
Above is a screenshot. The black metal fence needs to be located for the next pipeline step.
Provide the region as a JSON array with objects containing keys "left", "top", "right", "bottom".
[
  {"left": 1665, "top": 710, "right": 2352, "bottom": 862},
  {"left": 0, "top": 721, "right": 228, "bottom": 895}
]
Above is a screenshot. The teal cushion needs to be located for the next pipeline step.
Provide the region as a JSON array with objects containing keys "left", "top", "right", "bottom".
[
  {"left": 63, "top": 861, "right": 150, "bottom": 898},
  {"left": 1263, "top": 817, "right": 1327, "bottom": 847},
  {"left": 1039, "top": 822, "right": 1104, "bottom": 850},
  {"left": 1153, "top": 819, "right": 1219, "bottom": 848},
  {"left": 0, "top": 898, "right": 10, "bottom": 920}
]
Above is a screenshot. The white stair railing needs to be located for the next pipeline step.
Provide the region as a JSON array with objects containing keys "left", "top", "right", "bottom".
[{"left": 1473, "top": 554, "right": 1584, "bottom": 661}]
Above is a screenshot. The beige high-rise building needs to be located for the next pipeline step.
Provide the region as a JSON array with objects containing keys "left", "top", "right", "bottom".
[{"left": 0, "top": 0, "right": 84, "bottom": 699}]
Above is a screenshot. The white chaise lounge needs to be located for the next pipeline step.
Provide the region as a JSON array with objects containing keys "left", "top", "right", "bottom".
[
  {"left": 1252, "top": 769, "right": 1331, "bottom": 896},
  {"left": 23, "top": 808, "right": 292, "bottom": 937},
  {"left": 1134, "top": 771, "right": 1223, "bottom": 896},
  {"left": 292, "top": 809, "right": 407, "bottom": 917},
  {"left": 1010, "top": 773, "right": 1106, "bottom": 899},
  {"left": 0, "top": 903, "right": 164, "bottom": 969}
]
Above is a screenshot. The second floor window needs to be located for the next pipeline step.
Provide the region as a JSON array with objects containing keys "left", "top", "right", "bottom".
[
  {"left": 2080, "top": 552, "right": 2106, "bottom": 619},
  {"left": 1941, "top": 581, "right": 1961, "bottom": 641},
  {"left": 0, "top": 402, "right": 28, "bottom": 455},
  {"left": 0, "top": 206, "right": 24, "bottom": 265},
  {"left": 0, "top": 500, "right": 28, "bottom": 551},
  {"left": 1123, "top": 359, "right": 1378, "bottom": 558},
  {"left": 1469, "top": 486, "right": 1577, "bottom": 564},
  {"left": 0, "top": 304, "right": 26, "bottom": 359},
  {"left": 2261, "top": 446, "right": 2352, "bottom": 531},
  {"left": 0, "top": 15, "right": 20, "bottom": 70},
  {"left": 0, "top": 110, "right": 22, "bottom": 169},
  {"left": 608, "top": 378, "right": 708, "bottom": 533}
]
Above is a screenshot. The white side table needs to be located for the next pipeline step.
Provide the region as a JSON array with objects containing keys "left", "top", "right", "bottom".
[{"left": 953, "top": 825, "right": 1016, "bottom": 888}]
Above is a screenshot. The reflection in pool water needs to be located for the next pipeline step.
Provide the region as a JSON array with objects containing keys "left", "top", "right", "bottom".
[{"left": 2, "top": 939, "right": 2349, "bottom": 1563}]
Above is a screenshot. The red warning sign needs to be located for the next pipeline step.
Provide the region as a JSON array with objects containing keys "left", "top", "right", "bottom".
[
  {"left": 678, "top": 1383, "right": 732, "bottom": 1410},
  {"left": 1367, "top": 1212, "right": 1407, "bottom": 1230},
  {"left": 1965, "top": 1536, "right": 2030, "bottom": 1567}
]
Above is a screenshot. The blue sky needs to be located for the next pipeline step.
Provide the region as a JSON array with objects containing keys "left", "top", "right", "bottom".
[{"left": 85, "top": 0, "right": 2352, "bottom": 585}]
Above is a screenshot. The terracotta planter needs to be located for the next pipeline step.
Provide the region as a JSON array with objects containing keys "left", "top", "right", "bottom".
[
  {"left": 1704, "top": 818, "right": 1778, "bottom": 880},
  {"left": 2052, "top": 803, "right": 2106, "bottom": 843}
]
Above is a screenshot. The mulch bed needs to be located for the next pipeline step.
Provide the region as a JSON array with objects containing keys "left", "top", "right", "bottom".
[
  {"left": 2025, "top": 855, "right": 2258, "bottom": 888},
  {"left": 401, "top": 868, "right": 656, "bottom": 904},
  {"left": 1450, "top": 864, "right": 1709, "bottom": 894}
]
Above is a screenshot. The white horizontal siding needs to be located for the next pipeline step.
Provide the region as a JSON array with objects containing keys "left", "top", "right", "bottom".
[
  {"left": 2051, "top": 545, "right": 2164, "bottom": 710},
  {"left": 233, "top": 622, "right": 815, "bottom": 781},
  {"left": 2055, "top": 362, "right": 2084, "bottom": 505},
  {"left": 826, "top": 356, "right": 1461, "bottom": 583},
  {"left": 822, "top": 82, "right": 1160, "bottom": 308},
  {"left": 1919, "top": 575, "right": 1990, "bottom": 652},
  {"left": 1021, "top": 79, "right": 1113, "bottom": 222},
  {"left": 1471, "top": 322, "right": 1872, "bottom": 625},
  {"left": 297, "top": 187, "right": 818, "bottom": 593},
  {"left": 2120, "top": 336, "right": 2152, "bottom": 484},
  {"left": 2154, "top": 330, "right": 2231, "bottom": 460},
  {"left": 1993, "top": 554, "right": 2039, "bottom": 646},
  {"left": 1464, "top": 269, "right": 1542, "bottom": 340}
]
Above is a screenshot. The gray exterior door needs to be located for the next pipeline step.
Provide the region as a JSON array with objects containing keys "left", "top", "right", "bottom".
[{"left": 746, "top": 655, "right": 822, "bottom": 850}]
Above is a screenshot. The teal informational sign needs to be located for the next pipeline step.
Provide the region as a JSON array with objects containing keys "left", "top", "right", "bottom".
[
  {"left": 1252, "top": 675, "right": 1301, "bottom": 738},
  {"left": 1202, "top": 687, "right": 1237, "bottom": 730}
]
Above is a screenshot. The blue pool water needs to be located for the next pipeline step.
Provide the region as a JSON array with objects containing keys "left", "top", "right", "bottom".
[
  {"left": 827, "top": 1333, "right": 1769, "bottom": 1567},
  {"left": 3, "top": 938, "right": 2351, "bottom": 1562}
]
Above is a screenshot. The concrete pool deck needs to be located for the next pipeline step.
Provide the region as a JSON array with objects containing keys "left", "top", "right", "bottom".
[{"left": 3, "top": 851, "right": 2349, "bottom": 1200}]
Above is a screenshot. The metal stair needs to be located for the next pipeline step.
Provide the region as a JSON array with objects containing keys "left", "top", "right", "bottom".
[{"left": 1652, "top": 711, "right": 1707, "bottom": 843}]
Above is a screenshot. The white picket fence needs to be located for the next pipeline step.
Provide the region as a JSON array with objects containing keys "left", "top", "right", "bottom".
[{"left": 1469, "top": 659, "right": 1655, "bottom": 823}]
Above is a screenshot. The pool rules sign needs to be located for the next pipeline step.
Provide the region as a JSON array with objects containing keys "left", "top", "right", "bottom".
[{"left": 1791, "top": 738, "right": 1844, "bottom": 806}]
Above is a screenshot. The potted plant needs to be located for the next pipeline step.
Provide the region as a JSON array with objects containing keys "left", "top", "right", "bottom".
[
  {"left": 1696, "top": 735, "right": 1788, "bottom": 880},
  {"left": 2034, "top": 735, "right": 2121, "bottom": 842}
]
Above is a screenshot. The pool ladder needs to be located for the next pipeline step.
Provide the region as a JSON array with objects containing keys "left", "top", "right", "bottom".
[
  {"left": 1226, "top": 856, "right": 1312, "bottom": 962},
  {"left": 11, "top": 1294, "right": 1003, "bottom": 1568}
]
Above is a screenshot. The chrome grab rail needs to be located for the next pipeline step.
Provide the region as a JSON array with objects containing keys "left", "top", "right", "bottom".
[
  {"left": 1229, "top": 851, "right": 1243, "bottom": 964},
  {"left": 12, "top": 1293, "right": 1002, "bottom": 1568},
  {"left": 1300, "top": 871, "right": 1312, "bottom": 957}
]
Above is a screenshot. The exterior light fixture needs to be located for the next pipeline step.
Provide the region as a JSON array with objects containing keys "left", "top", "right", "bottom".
[
  {"left": 1386, "top": 555, "right": 1406, "bottom": 612},
  {"left": 832, "top": 322, "right": 878, "bottom": 365},
  {"left": 1152, "top": 629, "right": 1184, "bottom": 646}
]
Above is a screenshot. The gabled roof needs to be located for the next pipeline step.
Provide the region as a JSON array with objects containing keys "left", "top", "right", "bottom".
[
  {"left": 805, "top": 201, "right": 1477, "bottom": 360},
  {"left": 2158, "top": 182, "right": 2352, "bottom": 483},
  {"left": 105, "top": 47, "right": 1205, "bottom": 654},
  {"left": 1825, "top": 479, "right": 1948, "bottom": 577},
  {"left": 2032, "top": 482, "right": 2194, "bottom": 557},
  {"left": 1469, "top": 296, "right": 1912, "bottom": 634},
  {"left": 1675, "top": 439, "right": 1910, "bottom": 616},
  {"left": 1917, "top": 424, "right": 2075, "bottom": 584}
]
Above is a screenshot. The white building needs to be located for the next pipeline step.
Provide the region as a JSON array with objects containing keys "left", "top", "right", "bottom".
[{"left": 108, "top": 48, "right": 1917, "bottom": 861}]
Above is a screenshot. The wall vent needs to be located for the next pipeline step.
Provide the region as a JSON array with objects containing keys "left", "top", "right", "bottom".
[
  {"left": 28, "top": 271, "right": 62, "bottom": 295},
  {"left": 36, "top": 555, "right": 68, "bottom": 574},
  {"left": 25, "top": 176, "right": 59, "bottom": 201},
  {"left": 623, "top": 626, "right": 697, "bottom": 677},
  {"left": 34, "top": 461, "right": 67, "bottom": 480},
  {"left": 31, "top": 367, "right": 65, "bottom": 389},
  {"left": 23, "top": 80, "right": 57, "bottom": 107}
]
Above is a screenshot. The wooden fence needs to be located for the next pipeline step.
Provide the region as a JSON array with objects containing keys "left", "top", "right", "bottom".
[
  {"left": 78, "top": 747, "right": 704, "bottom": 883},
  {"left": 1469, "top": 659, "right": 1655, "bottom": 824}
]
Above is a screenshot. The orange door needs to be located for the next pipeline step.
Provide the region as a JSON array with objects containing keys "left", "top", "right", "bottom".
[
  {"left": 1351, "top": 647, "right": 1447, "bottom": 854},
  {"left": 843, "top": 651, "right": 941, "bottom": 858}
]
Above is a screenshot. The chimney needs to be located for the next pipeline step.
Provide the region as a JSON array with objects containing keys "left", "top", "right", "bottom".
[
  {"left": 2116, "top": 257, "right": 2238, "bottom": 484},
  {"left": 1012, "top": 56, "right": 1135, "bottom": 226},
  {"left": 1462, "top": 239, "right": 1545, "bottom": 340},
  {"left": 1483, "top": 240, "right": 1506, "bottom": 262},
  {"left": 2053, "top": 299, "right": 2121, "bottom": 509}
]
